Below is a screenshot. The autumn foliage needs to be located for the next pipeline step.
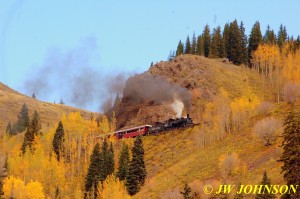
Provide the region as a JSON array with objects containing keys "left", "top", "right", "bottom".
[
  {"left": 0, "top": 112, "right": 122, "bottom": 198},
  {"left": 254, "top": 117, "right": 283, "bottom": 146},
  {"left": 218, "top": 152, "right": 246, "bottom": 178},
  {"left": 3, "top": 175, "right": 45, "bottom": 199},
  {"left": 252, "top": 43, "right": 300, "bottom": 102},
  {"left": 97, "top": 175, "right": 131, "bottom": 199}
]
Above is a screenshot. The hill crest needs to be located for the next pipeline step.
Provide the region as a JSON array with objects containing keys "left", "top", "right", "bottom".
[
  {"left": 0, "top": 82, "right": 97, "bottom": 134},
  {"left": 113, "top": 55, "right": 275, "bottom": 129}
]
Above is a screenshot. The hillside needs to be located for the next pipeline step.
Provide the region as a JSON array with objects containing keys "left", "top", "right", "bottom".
[
  {"left": 0, "top": 55, "right": 297, "bottom": 198},
  {"left": 111, "top": 55, "right": 294, "bottom": 198},
  {"left": 134, "top": 101, "right": 300, "bottom": 198},
  {"left": 114, "top": 55, "right": 276, "bottom": 128},
  {"left": 0, "top": 82, "right": 97, "bottom": 135}
]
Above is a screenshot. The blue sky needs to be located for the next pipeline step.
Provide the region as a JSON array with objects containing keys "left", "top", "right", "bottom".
[{"left": 0, "top": 0, "right": 300, "bottom": 111}]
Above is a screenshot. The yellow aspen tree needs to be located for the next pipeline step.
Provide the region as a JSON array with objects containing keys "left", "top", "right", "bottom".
[
  {"left": 110, "top": 111, "right": 117, "bottom": 134},
  {"left": 252, "top": 44, "right": 280, "bottom": 84},
  {"left": 61, "top": 112, "right": 86, "bottom": 184},
  {"left": 85, "top": 118, "right": 99, "bottom": 165},
  {"left": 283, "top": 48, "right": 300, "bottom": 83},
  {"left": 215, "top": 88, "right": 231, "bottom": 137},
  {"left": 99, "top": 115, "right": 110, "bottom": 135},
  {"left": 97, "top": 175, "right": 131, "bottom": 199},
  {"left": 231, "top": 93, "right": 260, "bottom": 130},
  {"left": 25, "top": 180, "right": 45, "bottom": 199},
  {"left": 202, "top": 102, "right": 217, "bottom": 144},
  {"left": 294, "top": 49, "right": 300, "bottom": 83},
  {"left": 3, "top": 175, "right": 26, "bottom": 199},
  {"left": 218, "top": 153, "right": 241, "bottom": 178}
]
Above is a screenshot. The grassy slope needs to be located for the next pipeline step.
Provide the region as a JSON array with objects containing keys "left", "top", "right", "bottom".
[
  {"left": 0, "top": 82, "right": 96, "bottom": 134},
  {"left": 136, "top": 123, "right": 284, "bottom": 198},
  {"left": 132, "top": 55, "right": 288, "bottom": 198},
  {"left": 0, "top": 55, "right": 292, "bottom": 198},
  {"left": 135, "top": 102, "right": 298, "bottom": 199},
  {"left": 149, "top": 55, "right": 276, "bottom": 123}
]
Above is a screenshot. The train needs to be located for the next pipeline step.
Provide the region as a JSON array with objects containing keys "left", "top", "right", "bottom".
[{"left": 105, "top": 114, "right": 195, "bottom": 139}]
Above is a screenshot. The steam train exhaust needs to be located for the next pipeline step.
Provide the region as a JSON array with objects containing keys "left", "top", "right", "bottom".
[{"left": 171, "top": 99, "right": 184, "bottom": 118}]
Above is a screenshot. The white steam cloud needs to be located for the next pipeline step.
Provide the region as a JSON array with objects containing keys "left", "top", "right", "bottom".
[{"left": 171, "top": 99, "right": 184, "bottom": 118}]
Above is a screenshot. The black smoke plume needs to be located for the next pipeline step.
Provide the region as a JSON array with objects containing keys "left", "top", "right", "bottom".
[
  {"left": 123, "top": 73, "right": 191, "bottom": 111},
  {"left": 24, "top": 37, "right": 127, "bottom": 112}
]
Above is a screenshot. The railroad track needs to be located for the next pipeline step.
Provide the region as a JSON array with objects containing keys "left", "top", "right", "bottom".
[{"left": 147, "top": 123, "right": 200, "bottom": 136}]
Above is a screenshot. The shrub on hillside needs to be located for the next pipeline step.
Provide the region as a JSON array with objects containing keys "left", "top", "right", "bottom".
[
  {"left": 254, "top": 117, "right": 282, "bottom": 146},
  {"left": 219, "top": 152, "right": 241, "bottom": 178},
  {"left": 283, "top": 82, "right": 300, "bottom": 103},
  {"left": 159, "top": 188, "right": 181, "bottom": 199},
  {"left": 257, "top": 101, "right": 274, "bottom": 115}
]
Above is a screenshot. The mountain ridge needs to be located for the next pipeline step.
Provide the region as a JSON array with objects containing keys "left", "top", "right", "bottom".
[{"left": 0, "top": 82, "right": 97, "bottom": 135}]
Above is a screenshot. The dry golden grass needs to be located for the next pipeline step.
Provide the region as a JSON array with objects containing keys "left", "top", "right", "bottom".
[
  {"left": 135, "top": 123, "right": 284, "bottom": 198},
  {"left": 0, "top": 82, "right": 97, "bottom": 134},
  {"left": 148, "top": 55, "right": 276, "bottom": 123},
  {"left": 135, "top": 103, "right": 300, "bottom": 198},
  {"left": 130, "top": 55, "right": 288, "bottom": 198}
]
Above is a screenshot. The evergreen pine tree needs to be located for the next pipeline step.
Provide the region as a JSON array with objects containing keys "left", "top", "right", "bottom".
[
  {"left": 21, "top": 110, "right": 41, "bottom": 154},
  {"left": 21, "top": 124, "right": 33, "bottom": 154},
  {"left": 196, "top": 35, "right": 204, "bottom": 56},
  {"left": 100, "top": 138, "right": 109, "bottom": 181},
  {"left": 180, "top": 183, "right": 193, "bottom": 199},
  {"left": 277, "top": 24, "right": 288, "bottom": 50},
  {"left": 255, "top": 171, "right": 276, "bottom": 199},
  {"left": 117, "top": 143, "right": 130, "bottom": 181},
  {"left": 223, "top": 23, "right": 230, "bottom": 58},
  {"left": 60, "top": 99, "right": 65, "bottom": 105},
  {"left": 176, "top": 40, "right": 184, "bottom": 56},
  {"left": 9, "top": 123, "right": 18, "bottom": 136},
  {"left": 279, "top": 107, "right": 300, "bottom": 199},
  {"left": 107, "top": 142, "right": 115, "bottom": 176},
  {"left": 126, "top": 136, "right": 147, "bottom": 195},
  {"left": 85, "top": 143, "right": 103, "bottom": 198},
  {"left": 16, "top": 103, "right": 30, "bottom": 132},
  {"left": 99, "top": 139, "right": 114, "bottom": 182},
  {"left": 113, "top": 94, "right": 121, "bottom": 109},
  {"left": 239, "top": 21, "right": 248, "bottom": 65},
  {"left": 210, "top": 26, "right": 224, "bottom": 58},
  {"left": 294, "top": 36, "right": 300, "bottom": 50},
  {"left": 248, "top": 21, "right": 262, "bottom": 64},
  {"left": 30, "top": 110, "right": 41, "bottom": 135},
  {"left": 32, "top": 92, "right": 36, "bottom": 99},
  {"left": 263, "top": 25, "right": 277, "bottom": 44},
  {"left": 191, "top": 32, "right": 197, "bottom": 54},
  {"left": 5, "top": 122, "right": 11, "bottom": 135},
  {"left": 52, "top": 121, "right": 65, "bottom": 161},
  {"left": 203, "top": 24, "right": 211, "bottom": 57},
  {"left": 184, "top": 36, "right": 191, "bottom": 54},
  {"left": 228, "top": 20, "right": 243, "bottom": 65},
  {"left": 168, "top": 50, "right": 175, "bottom": 61}
]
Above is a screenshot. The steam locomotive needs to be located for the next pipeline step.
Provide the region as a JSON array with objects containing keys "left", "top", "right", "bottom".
[
  {"left": 111, "top": 114, "right": 194, "bottom": 139},
  {"left": 149, "top": 114, "right": 194, "bottom": 134}
]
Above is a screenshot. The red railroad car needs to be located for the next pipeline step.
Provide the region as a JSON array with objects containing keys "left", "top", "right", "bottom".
[{"left": 114, "top": 125, "right": 152, "bottom": 139}]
